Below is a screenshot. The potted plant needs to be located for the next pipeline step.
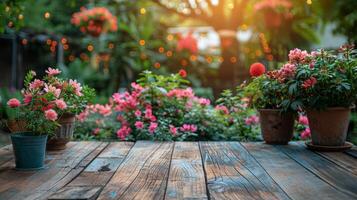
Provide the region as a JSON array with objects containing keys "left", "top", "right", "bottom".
[
  {"left": 43, "top": 68, "right": 95, "bottom": 150},
  {"left": 6, "top": 70, "right": 61, "bottom": 170},
  {"left": 288, "top": 45, "right": 357, "bottom": 149},
  {"left": 244, "top": 62, "right": 297, "bottom": 144}
]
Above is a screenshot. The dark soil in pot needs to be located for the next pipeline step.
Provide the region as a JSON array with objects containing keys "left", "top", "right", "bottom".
[{"left": 259, "top": 109, "right": 295, "bottom": 145}]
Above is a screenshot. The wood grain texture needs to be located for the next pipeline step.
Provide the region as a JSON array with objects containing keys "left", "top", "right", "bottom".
[
  {"left": 200, "top": 142, "right": 290, "bottom": 200},
  {"left": 276, "top": 142, "right": 357, "bottom": 198},
  {"left": 0, "top": 145, "right": 12, "bottom": 166},
  {"left": 317, "top": 151, "right": 357, "bottom": 176},
  {"left": 97, "top": 141, "right": 174, "bottom": 200},
  {"left": 0, "top": 142, "right": 106, "bottom": 200},
  {"left": 49, "top": 142, "right": 134, "bottom": 200},
  {"left": 165, "top": 142, "right": 208, "bottom": 200},
  {"left": 242, "top": 142, "right": 352, "bottom": 200},
  {"left": 345, "top": 146, "right": 357, "bottom": 159}
]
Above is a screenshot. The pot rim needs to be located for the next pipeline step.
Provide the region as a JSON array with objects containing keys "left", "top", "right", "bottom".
[
  {"left": 306, "top": 105, "right": 355, "bottom": 111},
  {"left": 11, "top": 132, "right": 48, "bottom": 138}
]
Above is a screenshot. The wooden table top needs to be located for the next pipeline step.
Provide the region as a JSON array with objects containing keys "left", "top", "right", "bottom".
[{"left": 0, "top": 141, "right": 356, "bottom": 200}]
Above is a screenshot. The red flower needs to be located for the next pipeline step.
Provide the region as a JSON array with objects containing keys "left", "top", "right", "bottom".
[
  {"left": 302, "top": 77, "right": 317, "bottom": 89},
  {"left": 249, "top": 62, "right": 266, "bottom": 77},
  {"left": 178, "top": 69, "right": 187, "bottom": 78}
]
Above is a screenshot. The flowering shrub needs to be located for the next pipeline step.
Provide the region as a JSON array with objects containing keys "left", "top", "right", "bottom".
[
  {"left": 7, "top": 68, "right": 95, "bottom": 135},
  {"left": 244, "top": 62, "right": 296, "bottom": 111},
  {"left": 286, "top": 45, "right": 357, "bottom": 109},
  {"left": 75, "top": 71, "right": 261, "bottom": 141},
  {"left": 294, "top": 114, "right": 311, "bottom": 140},
  {"left": 71, "top": 7, "right": 117, "bottom": 37}
]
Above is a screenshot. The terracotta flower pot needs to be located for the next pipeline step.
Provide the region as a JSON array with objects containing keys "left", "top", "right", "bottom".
[
  {"left": 306, "top": 107, "right": 352, "bottom": 146},
  {"left": 258, "top": 109, "right": 295, "bottom": 145},
  {"left": 47, "top": 113, "right": 76, "bottom": 150}
]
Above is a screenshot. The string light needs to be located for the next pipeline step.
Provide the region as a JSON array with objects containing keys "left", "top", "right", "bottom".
[
  {"left": 68, "top": 55, "right": 75, "bottom": 61},
  {"left": 140, "top": 8, "right": 146, "bottom": 15},
  {"left": 306, "top": 0, "right": 312, "bottom": 5},
  {"left": 108, "top": 43, "right": 114, "bottom": 49},
  {"left": 181, "top": 59, "right": 188, "bottom": 66},
  {"left": 190, "top": 55, "right": 197, "bottom": 61},
  {"left": 206, "top": 56, "right": 212, "bottom": 63},
  {"left": 46, "top": 39, "right": 52, "bottom": 45},
  {"left": 166, "top": 50, "right": 173, "bottom": 57},
  {"left": 63, "top": 44, "right": 69, "bottom": 50},
  {"left": 18, "top": 14, "right": 24, "bottom": 20},
  {"left": 5, "top": 6, "right": 10, "bottom": 12},
  {"left": 21, "top": 39, "right": 28, "bottom": 45},
  {"left": 140, "top": 53, "right": 147, "bottom": 60},
  {"left": 139, "top": 39, "right": 145, "bottom": 46},
  {"left": 230, "top": 56, "right": 237, "bottom": 63},
  {"left": 61, "top": 37, "right": 67, "bottom": 44},
  {"left": 167, "top": 34, "right": 174, "bottom": 41},
  {"left": 158, "top": 47, "right": 165, "bottom": 53},
  {"left": 87, "top": 44, "right": 94, "bottom": 51},
  {"left": 218, "top": 56, "right": 224, "bottom": 63},
  {"left": 44, "top": 12, "right": 51, "bottom": 19},
  {"left": 7, "top": 21, "right": 13, "bottom": 27}
]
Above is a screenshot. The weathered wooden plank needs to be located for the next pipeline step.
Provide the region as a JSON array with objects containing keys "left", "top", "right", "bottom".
[
  {"left": 97, "top": 141, "right": 174, "bottom": 200},
  {"left": 276, "top": 142, "right": 357, "bottom": 198},
  {"left": 48, "top": 186, "right": 102, "bottom": 200},
  {"left": 165, "top": 142, "right": 208, "bottom": 200},
  {"left": 48, "top": 142, "right": 134, "bottom": 200},
  {"left": 0, "top": 145, "right": 12, "bottom": 166},
  {"left": 200, "top": 142, "right": 290, "bottom": 200},
  {"left": 345, "top": 146, "right": 357, "bottom": 159},
  {"left": 317, "top": 151, "right": 357, "bottom": 176},
  {"left": 0, "top": 142, "right": 106, "bottom": 200},
  {"left": 242, "top": 142, "right": 353, "bottom": 200}
]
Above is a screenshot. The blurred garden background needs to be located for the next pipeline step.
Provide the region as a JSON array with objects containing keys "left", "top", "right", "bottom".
[{"left": 0, "top": 0, "right": 356, "bottom": 145}]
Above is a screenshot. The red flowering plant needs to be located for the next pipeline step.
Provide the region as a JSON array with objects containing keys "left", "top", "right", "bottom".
[
  {"left": 286, "top": 45, "right": 357, "bottom": 109},
  {"left": 7, "top": 68, "right": 95, "bottom": 135},
  {"left": 244, "top": 62, "right": 297, "bottom": 111},
  {"left": 71, "top": 7, "right": 118, "bottom": 37}
]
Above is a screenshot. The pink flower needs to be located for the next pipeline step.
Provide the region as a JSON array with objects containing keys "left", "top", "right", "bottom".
[
  {"left": 97, "top": 104, "right": 112, "bottom": 116},
  {"left": 288, "top": 48, "right": 309, "bottom": 64},
  {"left": 131, "top": 82, "right": 143, "bottom": 92},
  {"left": 77, "top": 110, "right": 89, "bottom": 122},
  {"left": 180, "top": 124, "right": 197, "bottom": 132},
  {"left": 279, "top": 63, "right": 296, "bottom": 79},
  {"left": 302, "top": 77, "right": 317, "bottom": 89},
  {"left": 169, "top": 125, "right": 178, "bottom": 136},
  {"left": 245, "top": 115, "right": 260, "bottom": 125},
  {"left": 135, "top": 121, "right": 144, "bottom": 129},
  {"left": 167, "top": 88, "right": 194, "bottom": 99},
  {"left": 134, "top": 110, "right": 142, "bottom": 117},
  {"left": 69, "top": 79, "right": 83, "bottom": 96},
  {"left": 198, "top": 98, "right": 210, "bottom": 106},
  {"left": 298, "top": 115, "right": 309, "bottom": 126},
  {"left": 29, "top": 79, "right": 44, "bottom": 90},
  {"left": 93, "top": 128, "right": 100, "bottom": 135},
  {"left": 55, "top": 99, "right": 67, "bottom": 110},
  {"left": 149, "top": 122, "right": 158, "bottom": 134},
  {"left": 45, "top": 67, "right": 61, "bottom": 76},
  {"left": 300, "top": 128, "right": 311, "bottom": 140},
  {"left": 145, "top": 107, "right": 153, "bottom": 119},
  {"left": 116, "top": 126, "right": 132, "bottom": 140},
  {"left": 44, "top": 84, "right": 61, "bottom": 98},
  {"left": 23, "top": 93, "right": 32, "bottom": 105},
  {"left": 45, "top": 109, "right": 58, "bottom": 121},
  {"left": 215, "top": 105, "right": 229, "bottom": 115},
  {"left": 7, "top": 98, "right": 21, "bottom": 108}
]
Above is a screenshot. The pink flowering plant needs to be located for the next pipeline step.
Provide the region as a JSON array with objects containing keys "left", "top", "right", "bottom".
[
  {"left": 286, "top": 45, "right": 357, "bottom": 109},
  {"left": 7, "top": 68, "right": 95, "bottom": 135},
  {"left": 75, "top": 71, "right": 261, "bottom": 141}
]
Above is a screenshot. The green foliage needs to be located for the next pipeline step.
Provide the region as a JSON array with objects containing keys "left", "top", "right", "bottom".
[{"left": 290, "top": 48, "right": 357, "bottom": 109}]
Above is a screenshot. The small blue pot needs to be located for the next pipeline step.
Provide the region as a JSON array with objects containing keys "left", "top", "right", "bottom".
[{"left": 11, "top": 133, "right": 48, "bottom": 170}]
